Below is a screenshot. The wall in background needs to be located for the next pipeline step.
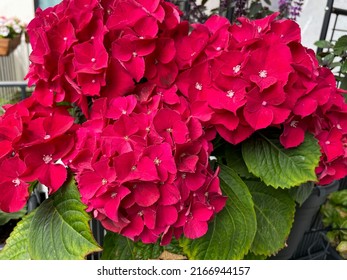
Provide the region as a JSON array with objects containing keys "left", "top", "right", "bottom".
[{"left": 0, "top": 0, "right": 35, "bottom": 24}]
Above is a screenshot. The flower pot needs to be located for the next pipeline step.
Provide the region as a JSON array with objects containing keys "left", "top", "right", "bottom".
[
  {"left": 271, "top": 180, "right": 340, "bottom": 259},
  {"left": 339, "top": 176, "right": 347, "bottom": 190},
  {"left": 24, "top": 31, "right": 30, "bottom": 44},
  {"left": 0, "top": 35, "right": 22, "bottom": 56}
]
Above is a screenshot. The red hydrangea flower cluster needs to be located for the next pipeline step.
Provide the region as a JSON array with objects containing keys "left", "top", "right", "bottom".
[
  {"left": 69, "top": 90, "right": 226, "bottom": 244},
  {"left": 0, "top": 0, "right": 346, "bottom": 244},
  {"left": 174, "top": 13, "right": 347, "bottom": 186},
  {"left": 0, "top": 97, "right": 75, "bottom": 212}
]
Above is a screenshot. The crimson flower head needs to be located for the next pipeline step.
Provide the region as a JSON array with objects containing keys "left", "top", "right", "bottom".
[{"left": 0, "top": 156, "right": 29, "bottom": 213}]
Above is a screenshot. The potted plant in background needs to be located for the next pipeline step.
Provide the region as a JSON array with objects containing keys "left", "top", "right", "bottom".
[
  {"left": 321, "top": 189, "right": 347, "bottom": 259},
  {"left": 315, "top": 34, "right": 347, "bottom": 91},
  {"left": 0, "top": 0, "right": 346, "bottom": 260},
  {"left": 0, "top": 16, "right": 25, "bottom": 56}
]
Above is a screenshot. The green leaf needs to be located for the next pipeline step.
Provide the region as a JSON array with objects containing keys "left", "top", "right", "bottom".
[
  {"left": 264, "top": 0, "right": 272, "bottom": 5},
  {"left": 334, "top": 35, "right": 347, "bottom": 56},
  {"left": 101, "top": 232, "right": 163, "bottom": 260},
  {"left": 29, "top": 177, "right": 101, "bottom": 259},
  {"left": 101, "top": 232, "right": 135, "bottom": 260},
  {"left": 0, "top": 176, "right": 101, "bottom": 260},
  {"left": 133, "top": 240, "right": 163, "bottom": 260},
  {"left": 246, "top": 180, "right": 296, "bottom": 256},
  {"left": 243, "top": 251, "right": 267, "bottom": 260},
  {"left": 330, "top": 61, "right": 342, "bottom": 69},
  {"left": 341, "top": 60, "right": 347, "bottom": 73},
  {"left": 316, "top": 54, "right": 323, "bottom": 65},
  {"left": 0, "top": 207, "right": 26, "bottom": 226},
  {"left": 180, "top": 165, "right": 257, "bottom": 259},
  {"left": 314, "top": 40, "right": 333, "bottom": 49},
  {"left": 328, "top": 189, "right": 347, "bottom": 207},
  {"left": 340, "top": 75, "right": 347, "bottom": 91},
  {"left": 322, "top": 53, "right": 335, "bottom": 67},
  {"left": 249, "top": 2, "right": 263, "bottom": 18},
  {"left": 0, "top": 210, "right": 35, "bottom": 260},
  {"left": 224, "top": 145, "right": 253, "bottom": 179},
  {"left": 288, "top": 182, "right": 314, "bottom": 206},
  {"left": 164, "top": 237, "right": 185, "bottom": 255},
  {"left": 242, "top": 133, "right": 321, "bottom": 189}
]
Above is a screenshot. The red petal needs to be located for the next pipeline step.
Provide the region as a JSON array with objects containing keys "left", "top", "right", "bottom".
[
  {"left": 178, "top": 155, "right": 199, "bottom": 173},
  {"left": 184, "top": 218, "right": 208, "bottom": 239},
  {"left": 32, "top": 81, "right": 54, "bottom": 107},
  {"left": 158, "top": 183, "right": 180, "bottom": 205},
  {"left": 104, "top": 187, "right": 131, "bottom": 222},
  {"left": 0, "top": 180, "right": 29, "bottom": 213},
  {"left": 156, "top": 205, "right": 178, "bottom": 228},
  {"left": 39, "top": 163, "right": 67, "bottom": 193},
  {"left": 101, "top": 59, "right": 135, "bottom": 98},
  {"left": 293, "top": 96, "right": 318, "bottom": 117},
  {"left": 0, "top": 156, "right": 27, "bottom": 179},
  {"left": 280, "top": 125, "right": 306, "bottom": 148},
  {"left": 133, "top": 16, "right": 158, "bottom": 38},
  {"left": 139, "top": 227, "right": 159, "bottom": 244},
  {"left": 135, "top": 0, "right": 160, "bottom": 12},
  {"left": 185, "top": 170, "right": 206, "bottom": 191},
  {"left": 143, "top": 208, "right": 156, "bottom": 230},
  {"left": 121, "top": 214, "right": 144, "bottom": 239},
  {"left": 123, "top": 56, "right": 145, "bottom": 82},
  {"left": 157, "top": 38, "right": 176, "bottom": 64},
  {"left": 136, "top": 156, "right": 160, "bottom": 181},
  {"left": 244, "top": 106, "right": 273, "bottom": 130},
  {"left": 216, "top": 123, "right": 254, "bottom": 145},
  {"left": 134, "top": 182, "right": 160, "bottom": 207},
  {"left": 192, "top": 205, "right": 214, "bottom": 222},
  {"left": 210, "top": 195, "right": 227, "bottom": 213}
]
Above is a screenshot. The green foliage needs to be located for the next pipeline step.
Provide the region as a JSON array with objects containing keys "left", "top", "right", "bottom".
[
  {"left": 340, "top": 60, "right": 347, "bottom": 74},
  {"left": 164, "top": 237, "right": 185, "bottom": 255},
  {"left": 333, "top": 35, "right": 347, "bottom": 56},
  {"left": 101, "top": 232, "right": 136, "bottom": 260},
  {"left": 287, "top": 182, "right": 314, "bottom": 206},
  {"left": 315, "top": 35, "right": 347, "bottom": 90},
  {"left": 0, "top": 208, "right": 26, "bottom": 226},
  {"left": 245, "top": 180, "right": 296, "bottom": 256},
  {"left": 314, "top": 40, "right": 333, "bottom": 49},
  {"left": 0, "top": 176, "right": 101, "bottom": 260},
  {"left": 0, "top": 210, "right": 34, "bottom": 259},
  {"left": 180, "top": 165, "right": 257, "bottom": 259},
  {"left": 224, "top": 144, "right": 254, "bottom": 179},
  {"left": 102, "top": 232, "right": 164, "bottom": 260},
  {"left": 247, "top": 0, "right": 273, "bottom": 19},
  {"left": 327, "top": 189, "right": 347, "bottom": 207},
  {"left": 321, "top": 189, "right": 347, "bottom": 259},
  {"left": 242, "top": 133, "right": 321, "bottom": 189}
]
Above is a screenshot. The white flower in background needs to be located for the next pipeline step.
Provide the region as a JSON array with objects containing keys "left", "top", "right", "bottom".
[
  {"left": 0, "top": 26, "right": 10, "bottom": 37},
  {"left": 7, "top": 19, "right": 15, "bottom": 26},
  {"left": 12, "top": 24, "right": 22, "bottom": 34},
  {"left": 0, "top": 16, "right": 25, "bottom": 38}
]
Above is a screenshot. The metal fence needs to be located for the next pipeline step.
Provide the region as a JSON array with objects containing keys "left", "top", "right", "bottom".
[{"left": 0, "top": 34, "right": 32, "bottom": 107}]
